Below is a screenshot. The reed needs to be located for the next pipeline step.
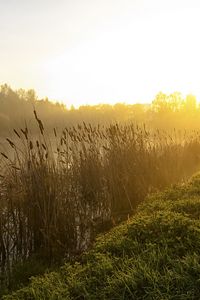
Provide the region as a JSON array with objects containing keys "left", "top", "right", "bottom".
[{"left": 1, "top": 113, "right": 200, "bottom": 291}]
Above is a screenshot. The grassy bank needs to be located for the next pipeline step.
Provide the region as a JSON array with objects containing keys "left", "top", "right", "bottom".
[
  {"left": 3, "top": 173, "right": 200, "bottom": 299},
  {"left": 2, "top": 116, "right": 200, "bottom": 292}
]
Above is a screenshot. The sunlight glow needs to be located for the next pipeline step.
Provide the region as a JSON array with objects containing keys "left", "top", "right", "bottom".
[{"left": 1, "top": 0, "right": 200, "bottom": 107}]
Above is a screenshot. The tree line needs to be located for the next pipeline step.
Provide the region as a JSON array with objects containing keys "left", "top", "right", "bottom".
[{"left": 0, "top": 84, "right": 200, "bottom": 136}]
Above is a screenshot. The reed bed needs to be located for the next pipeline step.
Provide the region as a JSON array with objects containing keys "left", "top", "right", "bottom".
[{"left": 1, "top": 112, "right": 200, "bottom": 290}]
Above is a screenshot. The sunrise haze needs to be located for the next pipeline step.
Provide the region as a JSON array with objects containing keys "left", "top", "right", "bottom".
[{"left": 1, "top": 0, "right": 200, "bottom": 107}]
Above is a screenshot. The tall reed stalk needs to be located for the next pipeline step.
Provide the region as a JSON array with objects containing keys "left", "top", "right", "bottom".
[{"left": 1, "top": 113, "right": 200, "bottom": 289}]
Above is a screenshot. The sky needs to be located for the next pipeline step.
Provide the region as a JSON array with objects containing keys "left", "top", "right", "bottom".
[{"left": 1, "top": 0, "right": 200, "bottom": 107}]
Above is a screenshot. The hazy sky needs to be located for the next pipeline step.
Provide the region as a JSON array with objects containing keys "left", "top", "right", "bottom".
[{"left": 1, "top": 0, "right": 200, "bottom": 107}]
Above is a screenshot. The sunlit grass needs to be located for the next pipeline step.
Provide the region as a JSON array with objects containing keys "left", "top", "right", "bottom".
[
  {"left": 3, "top": 174, "right": 200, "bottom": 299},
  {"left": 1, "top": 110, "right": 200, "bottom": 296}
]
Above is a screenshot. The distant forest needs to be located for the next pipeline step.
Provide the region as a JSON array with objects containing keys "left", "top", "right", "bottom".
[{"left": 0, "top": 83, "right": 199, "bottom": 135}]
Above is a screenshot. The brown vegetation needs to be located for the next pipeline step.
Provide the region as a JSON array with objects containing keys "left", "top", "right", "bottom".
[
  {"left": 1, "top": 109, "right": 200, "bottom": 291},
  {"left": 1, "top": 84, "right": 200, "bottom": 293}
]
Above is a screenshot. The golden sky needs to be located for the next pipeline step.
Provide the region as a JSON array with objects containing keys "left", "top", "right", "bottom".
[{"left": 1, "top": 0, "right": 200, "bottom": 107}]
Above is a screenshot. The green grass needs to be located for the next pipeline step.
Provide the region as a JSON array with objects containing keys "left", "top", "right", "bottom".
[{"left": 3, "top": 174, "right": 200, "bottom": 300}]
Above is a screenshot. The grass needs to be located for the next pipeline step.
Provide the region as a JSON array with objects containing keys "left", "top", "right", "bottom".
[
  {"left": 3, "top": 173, "right": 200, "bottom": 299},
  {"left": 1, "top": 112, "right": 200, "bottom": 296},
  {"left": 2, "top": 114, "right": 200, "bottom": 287}
]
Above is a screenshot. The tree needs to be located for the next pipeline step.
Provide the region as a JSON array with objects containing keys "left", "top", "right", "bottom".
[{"left": 184, "top": 94, "right": 197, "bottom": 112}]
